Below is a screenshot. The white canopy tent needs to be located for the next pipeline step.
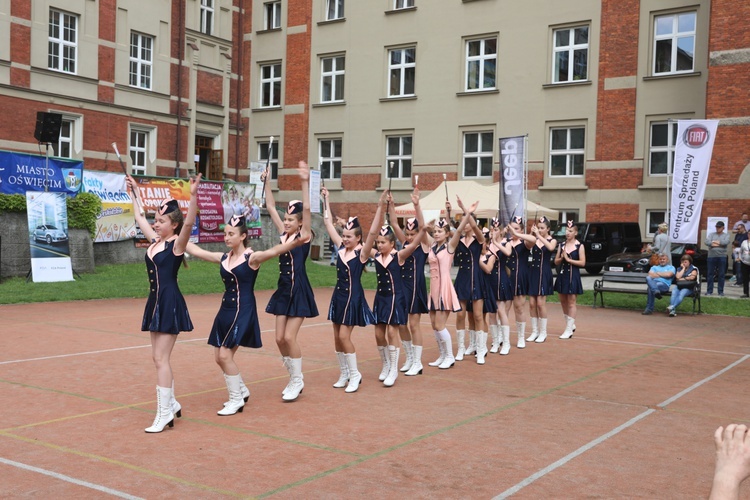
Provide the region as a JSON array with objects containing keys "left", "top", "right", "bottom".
[{"left": 393, "top": 180, "right": 559, "bottom": 222}]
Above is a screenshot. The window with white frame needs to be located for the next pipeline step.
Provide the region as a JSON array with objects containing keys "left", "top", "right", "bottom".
[
  {"left": 653, "top": 12, "right": 696, "bottom": 75},
  {"left": 265, "top": 1, "right": 281, "bottom": 30},
  {"left": 326, "top": 0, "right": 344, "bottom": 20},
  {"left": 200, "top": 0, "right": 214, "bottom": 35},
  {"left": 649, "top": 121, "right": 678, "bottom": 176},
  {"left": 53, "top": 119, "right": 74, "bottom": 158},
  {"left": 466, "top": 37, "right": 496, "bottom": 91},
  {"left": 552, "top": 26, "right": 589, "bottom": 83},
  {"left": 321, "top": 56, "right": 345, "bottom": 103},
  {"left": 647, "top": 210, "right": 667, "bottom": 236},
  {"left": 129, "top": 129, "right": 149, "bottom": 175},
  {"left": 259, "top": 141, "right": 279, "bottom": 180},
  {"left": 48, "top": 9, "right": 78, "bottom": 74},
  {"left": 394, "top": 0, "right": 414, "bottom": 9},
  {"left": 129, "top": 32, "right": 153, "bottom": 90},
  {"left": 388, "top": 47, "right": 415, "bottom": 97},
  {"left": 319, "top": 139, "right": 342, "bottom": 180},
  {"left": 386, "top": 135, "right": 412, "bottom": 179},
  {"left": 549, "top": 127, "right": 585, "bottom": 177},
  {"left": 260, "top": 63, "right": 282, "bottom": 108},
  {"left": 463, "top": 132, "right": 493, "bottom": 177}
]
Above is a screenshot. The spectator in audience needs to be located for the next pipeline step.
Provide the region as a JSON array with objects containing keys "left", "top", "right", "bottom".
[
  {"left": 732, "top": 213, "right": 750, "bottom": 232},
  {"left": 667, "top": 254, "right": 698, "bottom": 317},
  {"left": 642, "top": 253, "right": 675, "bottom": 315},
  {"left": 705, "top": 221, "right": 731, "bottom": 296}
]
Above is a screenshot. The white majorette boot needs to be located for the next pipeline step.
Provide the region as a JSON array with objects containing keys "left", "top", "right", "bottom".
[
  {"left": 282, "top": 358, "right": 304, "bottom": 401},
  {"left": 400, "top": 340, "right": 414, "bottom": 372},
  {"left": 527, "top": 317, "right": 539, "bottom": 342},
  {"left": 489, "top": 324, "right": 500, "bottom": 353},
  {"left": 500, "top": 325, "right": 511, "bottom": 355},
  {"left": 476, "top": 330, "right": 488, "bottom": 365},
  {"left": 428, "top": 331, "right": 445, "bottom": 367},
  {"left": 465, "top": 330, "right": 477, "bottom": 356},
  {"left": 383, "top": 346, "right": 400, "bottom": 387},
  {"left": 516, "top": 322, "right": 526, "bottom": 348},
  {"left": 560, "top": 316, "right": 575, "bottom": 339},
  {"left": 281, "top": 356, "right": 293, "bottom": 397},
  {"left": 218, "top": 374, "right": 245, "bottom": 416},
  {"left": 455, "top": 330, "right": 466, "bottom": 361},
  {"left": 145, "top": 386, "right": 175, "bottom": 433},
  {"left": 344, "top": 353, "right": 362, "bottom": 393},
  {"left": 406, "top": 345, "right": 423, "bottom": 375},
  {"left": 377, "top": 346, "right": 390, "bottom": 381},
  {"left": 224, "top": 374, "right": 251, "bottom": 406},
  {"left": 438, "top": 329, "right": 456, "bottom": 369},
  {"left": 535, "top": 318, "right": 548, "bottom": 343},
  {"left": 170, "top": 380, "right": 182, "bottom": 418},
  {"left": 333, "top": 352, "right": 349, "bottom": 388}
]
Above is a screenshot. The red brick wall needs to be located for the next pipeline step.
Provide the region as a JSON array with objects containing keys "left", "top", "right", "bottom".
[
  {"left": 708, "top": 0, "right": 750, "bottom": 52},
  {"left": 197, "top": 71, "right": 224, "bottom": 106},
  {"left": 584, "top": 203, "right": 639, "bottom": 222},
  {"left": 586, "top": 168, "right": 642, "bottom": 190}
]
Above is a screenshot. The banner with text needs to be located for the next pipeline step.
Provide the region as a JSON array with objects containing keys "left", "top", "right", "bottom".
[
  {"left": 498, "top": 136, "right": 526, "bottom": 225},
  {"left": 82, "top": 170, "right": 138, "bottom": 242},
  {"left": 26, "top": 191, "right": 74, "bottom": 282},
  {"left": 0, "top": 150, "right": 82, "bottom": 195},
  {"left": 669, "top": 120, "right": 719, "bottom": 244}
]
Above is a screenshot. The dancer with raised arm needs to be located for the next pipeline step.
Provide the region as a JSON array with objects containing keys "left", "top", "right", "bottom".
[
  {"left": 263, "top": 161, "right": 318, "bottom": 401},
  {"left": 526, "top": 216, "right": 557, "bottom": 343},
  {"left": 126, "top": 173, "right": 201, "bottom": 433},
  {"left": 554, "top": 220, "right": 586, "bottom": 338},
  {"left": 498, "top": 216, "right": 535, "bottom": 351},
  {"left": 321, "top": 187, "right": 374, "bottom": 393},
  {"left": 483, "top": 219, "right": 514, "bottom": 354}
]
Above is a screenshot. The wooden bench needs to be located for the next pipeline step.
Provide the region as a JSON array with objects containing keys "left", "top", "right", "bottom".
[{"left": 593, "top": 271, "right": 701, "bottom": 315}]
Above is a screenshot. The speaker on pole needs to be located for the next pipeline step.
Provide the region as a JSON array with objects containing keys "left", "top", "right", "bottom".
[{"left": 33, "top": 112, "right": 63, "bottom": 144}]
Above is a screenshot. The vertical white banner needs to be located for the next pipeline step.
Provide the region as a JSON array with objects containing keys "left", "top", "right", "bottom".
[
  {"left": 669, "top": 120, "right": 719, "bottom": 244},
  {"left": 309, "top": 169, "right": 321, "bottom": 213},
  {"left": 26, "top": 191, "right": 74, "bottom": 282},
  {"left": 499, "top": 136, "right": 526, "bottom": 224}
]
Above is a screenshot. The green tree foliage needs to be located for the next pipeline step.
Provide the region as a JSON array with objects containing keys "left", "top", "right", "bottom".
[{"left": 0, "top": 192, "right": 102, "bottom": 238}]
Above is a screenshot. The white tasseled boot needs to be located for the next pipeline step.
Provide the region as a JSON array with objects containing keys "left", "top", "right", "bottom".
[
  {"left": 476, "top": 331, "right": 488, "bottom": 365},
  {"left": 500, "top": 325, "right": 511, "bottom": 355},
  {"left": 281, "top": 356, "right": 293, "bottom": 396},
  {"left": 400, "top": 340, "right": 414, "bottom": 372},
  {"left": 145, "top": 386, "right": 175, "bottom": 433},
  {"left": 516, "top": 322, "right": 526, "bottom": 348},
  {"left": 465, "top": 330, "right": 477, "bottom": 356},
  {"left": 428, "top": 331, "right": 445, "bottom": 367},
  {"left": 383, "top": 346, "right": 400, "bottom": 387},
  {"left": 344, "top": 353, "right": 362, "bottom": 393},
  {"left": 527, "top": 317, "right": 539, "bottom": 342},
  {"left": 217, "top": 374, "right": 245, "bottom": 416},
  {"left": 455, "top": 330, "right": 466, "bottom": 361},
  {"left": 225, "top": 374, "right": 251, "bottom": 406},
  {"left": 332, "top": 352, "right": 349, "bottom": 388},
  {"left": 170, "top": 380, "right": 182, "bottom": 418},
  {"left": 439, "top": 329, "right": 455, "bottom": 369},
  {"left": 406, "top": 345, "right": 423, "bottom": 375},
  {"left": 377, "top": 346, "right": 390, "bottom": 381},
  {"left": 560, "top": 316, "right": 575, "bottom": 339},
  {"left": 535, "top": 318, "right": 548, "bottom": 343},
  {"left": 282, "top": 358, "right": 304, "bottom": 401},
  {"left": 489, "top": 324, "right": 500, "bottom": 353}
]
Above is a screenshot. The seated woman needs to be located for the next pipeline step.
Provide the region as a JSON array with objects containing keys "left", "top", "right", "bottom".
[{"left": 667, "top": 253, "right": 699, "bottom": 317}]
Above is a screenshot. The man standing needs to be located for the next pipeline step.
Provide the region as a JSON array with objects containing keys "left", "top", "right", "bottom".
[
  {"left": 732, "top": 213, "right": 750, "bottom": 232},
  {"left": 643, "top": 253, "right": 675, "bottom": 315},
  {"left": 705, "top": 220, "right": 731, "bottom": 296}
]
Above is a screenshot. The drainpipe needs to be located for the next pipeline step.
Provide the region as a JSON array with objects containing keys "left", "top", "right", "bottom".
[
  {"left": 234, "top": 2, "right": 244, "bottom": 180},
  {"left": 175, "top": 0, "right": 184, "bottom": 178}
]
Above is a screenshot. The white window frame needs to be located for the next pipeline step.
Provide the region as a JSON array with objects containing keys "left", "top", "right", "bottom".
[
  {"left": 321, "top": 55, "right": 345, "bottom": 103},
  {"left": 394, "top": 0, "right": 414, "bottom": 9},
  {"left": 326, "top": 0, "right": 344, "bottom": 20},
  {"left": 549, "top": 127, "right": 585, "bottom": 177},
  {"left": 386, "top": 135, "right": 412, "bottom": 179},
  {"left": 48, "top": 9, "right": 78, "bottom": 74},
  {"left": 465, "top": 37, "right": 497, "bottom": 91},
  {"left": 319, "top": 138, "right": 342, "bottom": 180},
  {"left": 129, "top": 32, "right": 153, "bottom": 90},
  {"left": 259, "top": 63, "right": 282, "bottom": 108},
  {"left": 259, "top": 141, "right": 279, "bottom": 180},
  {"left": 649, "top": 121, "right": 678, "bottom": 176},
  {"left": 200, "top": 0, "right": 214, "bottom": 35},
  {"left": 129, "top": 129, "right": 148, "bottom": 176},
  {"left": 463, "top": 131, "right": 494, "bottom": 178},
  {"left": 265, "top": 1, "right": 282, "bottom": 30},
  {"left": 653, "top": 11, "right": 696, "bottom": 75},
  {"left": 552, "top": 26, "right": 589, "bottom": 83},
  {"left": 54, "top": 119, "right": 74, "bottom": 159},
  {"left": 646, "top": 210, "right": 667, "bottom": 237},
  {"left": 388, "top": 47, "right": 416, "bottom": 98}
]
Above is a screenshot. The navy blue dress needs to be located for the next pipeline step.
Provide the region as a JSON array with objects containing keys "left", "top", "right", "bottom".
[
  {"left": 372, "top": 251, "right": 408, "bottom": 325},
  {"left": 506, "top": 241, "right": 530, "bottom": 296},
  {"left": 454, "top": 238, "right": 484, "bottom": 301},
  {"left": 480, "top": 251, "right": 498, "bottom": 313},
  {"left": 401, "top": 245, "right": 429, "bottom": 314},
  {"left": 142, "top": 239, "right": 193, "bottom": 334},
  {"left": 266, "top": 234, "right": 319, "bottom": 318},
  {"left": 554, "top": 242, "right": 584, "bottom": 295},
  {"left": 528, "top": 238, "right": 555, "bottom": 296},
  {"left": 493, "top": 243, "right": 514, "bottom": 302},
  {"left": 328, "top": 245, "right": 375, "bottom": 327},
  {"left": 208, "top": 252, "right": 262, "bottom": 349}
]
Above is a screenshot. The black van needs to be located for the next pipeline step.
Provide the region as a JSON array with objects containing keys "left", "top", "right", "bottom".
[{"left": 555, "top": 222, "right": 642, "bottom": 275}]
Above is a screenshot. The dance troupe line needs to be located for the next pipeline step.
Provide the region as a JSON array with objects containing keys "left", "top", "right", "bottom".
[{"left": 126, "top": 162, "right": 586, "bottom": 433}]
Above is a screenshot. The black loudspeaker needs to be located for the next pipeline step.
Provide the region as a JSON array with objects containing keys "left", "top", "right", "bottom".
[{"left": 33, "top": 112, "right": 63, "bottom": 143}]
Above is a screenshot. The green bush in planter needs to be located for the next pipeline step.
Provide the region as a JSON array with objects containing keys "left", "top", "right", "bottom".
[{"left": 0, "top": 192, "right": 102, "bottom": 238}]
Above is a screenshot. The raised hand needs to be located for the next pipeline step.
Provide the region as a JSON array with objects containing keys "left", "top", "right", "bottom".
[
  {"left": 297, "top": 161, "right": 310, "bottom": 181},
  {"left": 410, "top": 187, "right": 420, "bottom": 205},
  {"left": 467, "top": 200, "right": 479, "bottom": 214},
  {"left": 321, "top": 186, "right": 329, "bottom": 199},
  {"left": 189, "top": 173, "right": 202, "bottom": 195},
  {"left": 456, "top": 195, "right": 466, "bottom": 212}
]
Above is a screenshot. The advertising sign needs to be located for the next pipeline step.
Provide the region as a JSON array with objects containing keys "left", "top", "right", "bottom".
[
  {"left": 0, "top": 150, "right": 82, "bottom": 195},
  {"left": 26, "top": 191, "right": 74, "bottom": 282}
]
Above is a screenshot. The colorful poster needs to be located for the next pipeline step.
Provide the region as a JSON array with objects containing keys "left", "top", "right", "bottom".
[
  {"left": 0, "top": 150, "right": 83, "bottom": 195},
  {"left": 82, "top": 171, "right": 138, "bottom": 242},
  {"left": 223, "top": 181, "right": 262, "bottom": 238},
  {"left": 26, "top": 191, "right": 74, "bottom": 282},
  {"left": 130, "top": 176, "right": 198, "bottom": 247},
  {"left": 197, "top": 181, "right": 225, "bottom": 243}
]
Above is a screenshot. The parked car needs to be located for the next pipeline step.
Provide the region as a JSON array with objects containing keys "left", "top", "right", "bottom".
[
  {"left": 33, "top": 224, "right": 68, "bottom": 244},
  {"left": 603, "top": 243, "right": 708, "bottom": 278},
  {"left": 555, "top": 222, "right": 643, "bottom": 275}
]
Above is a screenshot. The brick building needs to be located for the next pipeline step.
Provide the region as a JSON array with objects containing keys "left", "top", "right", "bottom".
[{"left": 0, "top": 0, "right": 747, "bottom": 242}]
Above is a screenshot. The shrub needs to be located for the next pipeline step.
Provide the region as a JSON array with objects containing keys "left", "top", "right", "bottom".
[{"left": 0, "top": 192, "right": 102, "bottom": 238}]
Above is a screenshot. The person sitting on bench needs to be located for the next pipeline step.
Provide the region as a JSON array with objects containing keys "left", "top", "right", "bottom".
[{"left": 642, "top": 253, "right": 675, "bottom": 315}]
